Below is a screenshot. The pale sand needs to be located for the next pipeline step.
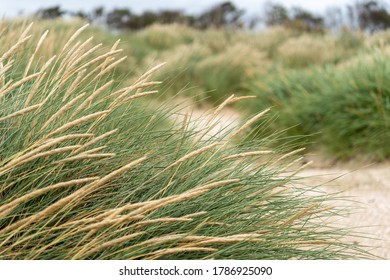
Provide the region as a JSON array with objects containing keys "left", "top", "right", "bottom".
[{"left": 299, "top": 162, "right": 390, "bottom": 259}]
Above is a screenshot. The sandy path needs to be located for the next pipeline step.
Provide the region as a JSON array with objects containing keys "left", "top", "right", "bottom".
[
  {"left": 299, "top": 163, "right": 390, "bottom": 259},
  {"left": 170, "top": 98, "right": 241, "bottom": 140}
]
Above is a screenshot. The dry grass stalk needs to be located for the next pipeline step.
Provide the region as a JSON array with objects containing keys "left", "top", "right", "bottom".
[
  {"left": 1, "top": 79, "right": 12, "bottom": 91},
  {"left": 182, "top": 211, "right": 208, "bottom": 218},
  {"left": 41, "top": 93, "right": 86, "bottom": 131},
  {"left": 223, "top": 150, "right": 273, "bottom": 160},
  {"left": 33, "top": 133, "right": 94, "bottom": 150},
  {"left": 47, "top": 68, "right": 84, "bottom": 101},
  {"left": 144, "top": 178, "right": 177, "bottom": 201},
  {"left": 95, "top": 56, "right": 127, "bottom": 79},
  {"left": 56, "top": 153, "right": 116, "bottom": 163},
  {"left": 34, "top": 133, "right": 94, "bottom": 148},
  {"left": 229, "top": 108, "right": 270, "bottom": 139},
  {"left": 121, "top": 90, "right": 158, "bottom": 103},
  {"left": 25, "top": 73, "right": 46, "bottom": 106},
  {"left": 0, "top": 177, "right": 99, "bottom": 218},
  {"left": 73, "top": 49, "right": 122, "bottom": 74},
  {"left": 101, "top": 39, "right": 121, "bottom": 69},
  {"left": 59, "top": 41, "right": 82, "bottom": 70},
  {"left": 144, "top": 114, "right": 157, "bottom": 130},
  {"left": 146, "top": 247, "right": 217, "bottom": 259},
  {"left": 207, "top": 221, "right": 230, "bottom": 226},
  {"left": 0, "top": 103, "right": 42, "bottom": 122},
  {"left": 40, "top": 55, "right": 57, "bottom": 73},
  {"left": 78, "top": 146, "right": 107, "bottom": 155},
  {"left": 134, "top": 62, "right": 166, "bottom": 84},
  {"left": 77, "top": 61, "right": 115, "bottom": 89},
  {"left": 192, "top": 179, "right": 240, "bottom": 192},
  {"left": 0, "top": 62, "right": 4, "bottom": 87},
  {"left": 208, "top": 94, "right": 235, "bottom": 118},
  {"left": 74, "top": 129, "right": 118, "bottom": 154},
  {"left": 23, "top": 30, "right": 49, "bottom": 77},
  {"left": 230, "top": 95, "right": 257, "bottom": 103},
  {"left": 17, "top": 22, "right": 33, "bottom": 40},
  {"left": 127, "top": 234, "right": 186, "bottom": 249},
  {"left": 24, "top": 54, "right": 56, "bottom": 104},
  {"left": 0, "top": 134, "right": 93, "bottom": 175},
  {"left": 46, "top": 110, "right": 110, "bottom": 137},
  {"left": 79, "top": 231, "right": 146, "bottom": 259},
  {"left": 128, "top": 189, "right": 210, "bottom": 217},
  {"left": 66, "top": 39, "right": 100, "bottom": 69},
  {"left": 107, "top": 81, "right": 161, "bottom": 99},
  {"left": 0, "top": 35, "right": 31, "bottom": 63},
  {"left": 80, "top": 199, "right": 149, "bottom": 224},
  {"left": 25, "top": 144, "right": 82, "bottom": 161},
  {"left": 16, "top": 22, "right": 33, "bottom": 39},
  {"left": 70, "top": 80, "right": 113, "bottom": 118},
  {"left": 280, "top": 203, "right": 319, "bottom": 228},
  {"left": 34, "top": 29, "right": 49, "bottom": 51},
  {"left": 26, "top": 228, "right": 88, "bottom": 259},
  {"left": 0, "top": 72, "right": 41, "bottom": 97},
  {"left": 193, "top": 110, "right": 237, "bottom": 145},
  {"left": 59, "top": 203, "right": 138, "bottom": 230},
  {"left": 181, "top": 234, "right": 265, "bottom": 246},
  {"left": 0, "top": 157, "right": 147, "bottom": 235},
  {"left": 0, "top": 60, "right": 13, "bottom": 87},
  {"left": 114, "top": 84, "right": 148, "bottom": 100},
  {"left": 293, "top": 160, "right": 313, "bottom": 174},
  {"left": 83, "top": 156, "right": 147, "bottom": 192},
  {"left": 111, "top": 39, "right": 121, "bottom": 51},
  {"left": 0, "top": 59, "right": 12, "bottom": 73},
  {"left": 3, "top": 145, "right": 82, "bottom": 172},
  {"left": 59, "top": 213, "right": 116, "bottom": 228},
  {"left": 134, "top": 217, "right": 193, "bottom": 228},
  {"left": 165, "top": 143, "right": 218, "bottom": 170},
  {"left": 63, "top": 70, "right": 86, "bottom": 100},
  {"left": 125, "top": 233, "right": 265, "bottom": 257},
  {"left": 272, "top": 147, "right": 306, "bottom": 165},
  {"left": 280, "top": 156, "right": 304, "bottom": 172},
  {"left": 129, "top": 179, "right": 238, "bottom": 217},
  {"left": 56, "top": 48, "right": 122, "bottom": 90},
  {"left": 206, "top": 95, "right": 256, "bottom": 126},
  {"left": 61, "top": 24, "right": 89, "bottom": 52},
  {"left": 77, "top": 214, "right": 145, "bottom": 233}
]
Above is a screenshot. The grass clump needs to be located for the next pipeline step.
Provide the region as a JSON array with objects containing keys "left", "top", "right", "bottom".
[
  {"left": 0, "top": 22, "right": 372, "bottom": 260},
  {"left": 150, "top": 42, "right": 270, "bottom": 104},
  {"left": 248, "top": 47, "right": 390, "bottom": 160},
  {"left": 276, "top": 35, "right": 340, "bottom": 68}
]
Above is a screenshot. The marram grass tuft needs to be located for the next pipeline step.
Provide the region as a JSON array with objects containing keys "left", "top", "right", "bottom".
[{"left": 0, "top": 22, "right": 372, "bottom": 259}]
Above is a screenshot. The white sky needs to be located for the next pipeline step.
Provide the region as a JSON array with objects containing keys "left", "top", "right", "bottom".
[{"left": 0, "top": 0, "right": 358, "bottom": 17}]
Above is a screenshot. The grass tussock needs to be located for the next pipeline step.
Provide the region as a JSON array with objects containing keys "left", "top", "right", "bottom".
[
  {"left": 0, "top": 22, "right": 374, "bottom": 259},
  {"left": 248, "top": 46, "right": 390, "bottom": 160},
  {"left": 276, "top": 35, "right": 340, "bottom": 68}
]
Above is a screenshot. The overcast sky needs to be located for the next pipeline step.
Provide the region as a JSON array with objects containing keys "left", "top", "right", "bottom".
[{"left": 1, "top": 0, "right": 357, "bottom": 17}]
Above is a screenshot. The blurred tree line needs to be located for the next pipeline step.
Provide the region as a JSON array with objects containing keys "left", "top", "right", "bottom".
[{"left": 35, "top": 0, "right": 390, "bottom": 33}]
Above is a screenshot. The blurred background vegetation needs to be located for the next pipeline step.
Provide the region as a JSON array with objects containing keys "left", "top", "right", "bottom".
[
  {"left": 5, "top": 0, "right": 390, "bottom": 160},
  {"left": 32, "top": 1, "right": 390, "bottom": 33}
]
